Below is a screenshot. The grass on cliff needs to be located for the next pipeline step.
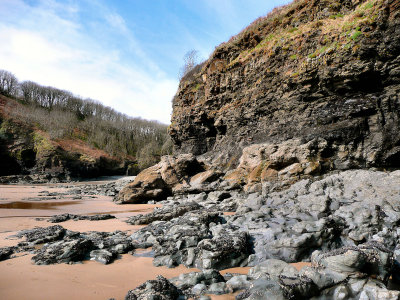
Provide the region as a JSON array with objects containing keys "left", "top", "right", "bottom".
[{"left": 220, "top": 0, "right": 385, "bottom": 72}]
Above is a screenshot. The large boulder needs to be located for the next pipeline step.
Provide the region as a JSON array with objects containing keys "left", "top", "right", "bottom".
[{"left": 115, "top": 154, "right": 205, "bottom": 204}]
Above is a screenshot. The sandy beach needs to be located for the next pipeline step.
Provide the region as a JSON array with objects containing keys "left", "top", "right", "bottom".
[{"left": 0, "top": 180, "right": 313, "bottom": 300}]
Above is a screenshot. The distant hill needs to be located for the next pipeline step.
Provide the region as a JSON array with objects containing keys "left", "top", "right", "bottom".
[{"left": 0, "top": 70, "right": 172, "bottom": 182}]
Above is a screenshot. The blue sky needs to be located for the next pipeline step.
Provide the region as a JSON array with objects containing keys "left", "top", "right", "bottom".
[{"left": 0, "top": 0, "right": 289, "bottom": 123}]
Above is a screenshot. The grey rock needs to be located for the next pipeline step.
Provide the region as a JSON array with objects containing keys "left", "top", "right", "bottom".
[
  {"left": 49, "top": 213, "right": 115, "bottom": 223},
  {"left": 90, "top": 249, "right": 115, "bottom": 264},
  {"left": 16, "top": 225, "right": 66, "bottom": 244},
  {"left": 226, "top": 275, "right": 250, "bottom": 292},
  {"left": 207, "top": 282, "right": 229, "bottom": 295},
  {"left": 32, "top": 238, "right": 93, "bottom": 265},
  {"left": 123, "top": 275, "right": 182, "bottom": 300},
  {"left": 126, "top": 202, "right": 201, "bottom": 225}
]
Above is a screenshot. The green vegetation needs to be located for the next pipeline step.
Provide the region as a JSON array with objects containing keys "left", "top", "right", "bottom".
[
  {"left": 32, "top": 131, "right": 55, "bottom": 155},
  {"left": 0, "top": 68, "right": 171, "bottom": 170},
  {"left": 330, "top": 13, "right": 344, "bottom": 19},
  {"left": 351, "top": 29, "right": 363, "bottom": 41},
  {"left": 192, "top": 83, "right": 203, "bottom": 92},
  {"left": 222, "top": 0, "right": 385, "bottom": 70}
]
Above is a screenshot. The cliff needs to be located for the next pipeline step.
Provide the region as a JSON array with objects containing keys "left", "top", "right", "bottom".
[{"left": 170, "top": 0, "right": 400, "bottom": 180}]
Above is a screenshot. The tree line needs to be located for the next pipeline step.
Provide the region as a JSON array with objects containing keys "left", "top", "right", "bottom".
[{"left": 0, "top": 69, "right": 172, "bottom": 169}]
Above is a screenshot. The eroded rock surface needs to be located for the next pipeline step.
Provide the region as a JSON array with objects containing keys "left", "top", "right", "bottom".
[
  {"left": 8, "top": 225, "right": 145, "bottom": 265},
  {"left": 123, "top": 275, "right": 182, "bottom": 300},
  {"left": 170, "top": 0, "right": 400, "bottom": 179},
  {"left": 115, "top": 154, "right": 205, "bottom": 204},
  {"left": 48, "top": 213, "right": 115, "bottom": 223}
]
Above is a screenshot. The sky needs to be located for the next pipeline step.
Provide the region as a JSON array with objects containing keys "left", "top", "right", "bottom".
[{"left": 0, "top": 0, "right": 289, "bottom": 124}]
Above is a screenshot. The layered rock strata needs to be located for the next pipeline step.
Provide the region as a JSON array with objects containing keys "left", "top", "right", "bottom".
[{"left": 170, "top": 0, "right": 400, "bottom": 177}]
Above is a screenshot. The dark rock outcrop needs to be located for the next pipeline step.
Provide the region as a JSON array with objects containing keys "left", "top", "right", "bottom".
[
  {"left": 124, "top": 275, "right": 182, "bottom": 300},
  {"left": 9, "top": 225, "right": 141, "bottom": 265},
  {"left": 169, "top": 0, "right": 400, "bottom": 180},
  {"left": 126, "top": 202, "right": 201, "bottom": 225},
  {"left": 48, "top": 213, "right": 115, "bottom": 223}
]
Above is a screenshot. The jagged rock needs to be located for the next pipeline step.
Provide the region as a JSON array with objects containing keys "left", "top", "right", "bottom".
[
  {"left": 170, "top": 0, "right": 400, "bottom": 186},
  {"left": 48, "top": 213, "right": 115, "bottom": 223},
  {"left": 207, "top": 282, "right": 229, "bottom": 295},
  {"left": 170, "top": 269, "right": 225, "bottom": 292},
  {"left": 312, "top": 241, "right": 394, "bottom": 282},
  {"left": 196, "top": 230, "right": 249, "bottom": 270},
  {"left": 230, "top": 170, "right": 400, "bottom": 264},
  {"left": 126, "top": 202, "right": 201, "bottom": 225},
  {"left": 32, "top": 238, "right": 93, "bottom": 265},
  {"left": 226, "top": 275, "right": 250, "bottom": 292},
  {"left": 151, "top": 210, "right": 224, "bottom": 268},
  {"left": 248, "top": 259, "right": 299, "bottom": 280},
  {"left": 90, "top": 249, "right": 115, "bottom": 264},
  {"left": 124, "top": 275, "right": 182, "bottom": 300},
  {"left": 239, "top": 243, "right": 397, "bottom": 299},
  {"left": 131, "top": 210, "right": 249, "bottom": 270},
  {"left": 0, "top": 247, "right": 15, "bottom": 261},
  {"left": 115, "top": 154, "right": 204, "bottom": 204},
  {"left": 16, "top": 225, "right": 66, "bottom": 244},
  {"left": 82, "top": 231, "right": 133, "bottom": 254}
]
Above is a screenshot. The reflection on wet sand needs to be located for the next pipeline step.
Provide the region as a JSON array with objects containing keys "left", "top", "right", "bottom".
[
  {"left": 0, "top": 201, "right": 81, "bottom": 210},
  {"left": 0, "top": 182, "right": 174, "bottom": 300},
  {"left": 0, "top": 182, "right": 315, "bottom": 300}
]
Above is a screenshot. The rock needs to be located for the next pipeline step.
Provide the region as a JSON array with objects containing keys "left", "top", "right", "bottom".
[
  {"left": 192, "top": 283, "right": 207, "bottom": 295},
  {"left": 358, "top": 279, "right": 400, "bottom": 300},
  {"left": 82, "top": 231, "right": 133, "bottom": 254},
  {"left": 226, "top": 275, "right": 250, "bottom": 292},
  {"left": 170, "top": 269, "right": 225, "bottom": 291},
  {"left": 126, "top": 202, "right": 201, "bottom": 225},
  {"left": 48, "top": 213, "right": 115, "bottom": 223},
  {"left": 115, "top": 154, "right": 204, "bottom": 204},
  {"left": 123, "top": 275, "right": 182, "bottom": 300},
  {"left": 311, "top": 247, "right": 367, "bottom": 274},
  {"left": 248, "top": 259, "right": 299, "bottom": 280},
  {"left": 189, "top": 169, "right": 223, "bottom": 187},
  {"left": 230, "top": 170, "right": 400, "bottom": 265},
  {"left": 16, "top": 225, "right": 66, "bottom": 244},
  {"left": 207, "top": 282, "right": 229, "bottom": 295},
  {"left": 170, "top": 0, "right": 400, "bottom": 185},
  {"left": 196, "top": 231, "right": 249, "bottom": 270},
  {"left": 0, "top": 247, "right": 15, "bottom": 261},
  {"left": 238, "top": 278, "right": 287, "bottom": 300},
  {"left": 90, "top": 249, "right": 115, "bottom": 264},
  {"left": 32, "top": 238, "right": 93, "bottom": 265}
]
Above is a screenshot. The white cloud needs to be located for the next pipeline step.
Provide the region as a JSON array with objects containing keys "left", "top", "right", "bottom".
[{"left": 0, "top": 0, "right": 176, "bottom": 124}]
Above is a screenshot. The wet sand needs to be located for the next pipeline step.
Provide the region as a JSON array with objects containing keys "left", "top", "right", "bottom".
[
  {"left": 0, "top": 182, "right": 174, "bottom": 300},
  {"left": 0, "top": 182, "right": 311, "bottom": 300},
  {"left": 0, "top": 254, "right": 199, "bottom": 300}
]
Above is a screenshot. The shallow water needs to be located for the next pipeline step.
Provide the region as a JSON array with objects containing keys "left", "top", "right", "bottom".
[{"left": 0, "top": 200, "right": 80, "bottom": 210}]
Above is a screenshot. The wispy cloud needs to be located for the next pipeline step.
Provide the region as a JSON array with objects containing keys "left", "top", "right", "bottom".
[{"left": 0, "top": 0, "right": 176, "bottom": 123}]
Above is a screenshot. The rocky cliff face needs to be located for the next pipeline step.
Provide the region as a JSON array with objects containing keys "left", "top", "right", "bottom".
[{"left": 170, "top": 0, "right": 400, "bottom": 177}]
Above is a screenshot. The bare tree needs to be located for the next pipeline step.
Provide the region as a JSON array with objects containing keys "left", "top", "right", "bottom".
[
  {"left": 179, "top": 50, "right": 199, "bottom": 79},
  {"left": 0, "top": 70, "right": 18, "bottom": 96}
]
